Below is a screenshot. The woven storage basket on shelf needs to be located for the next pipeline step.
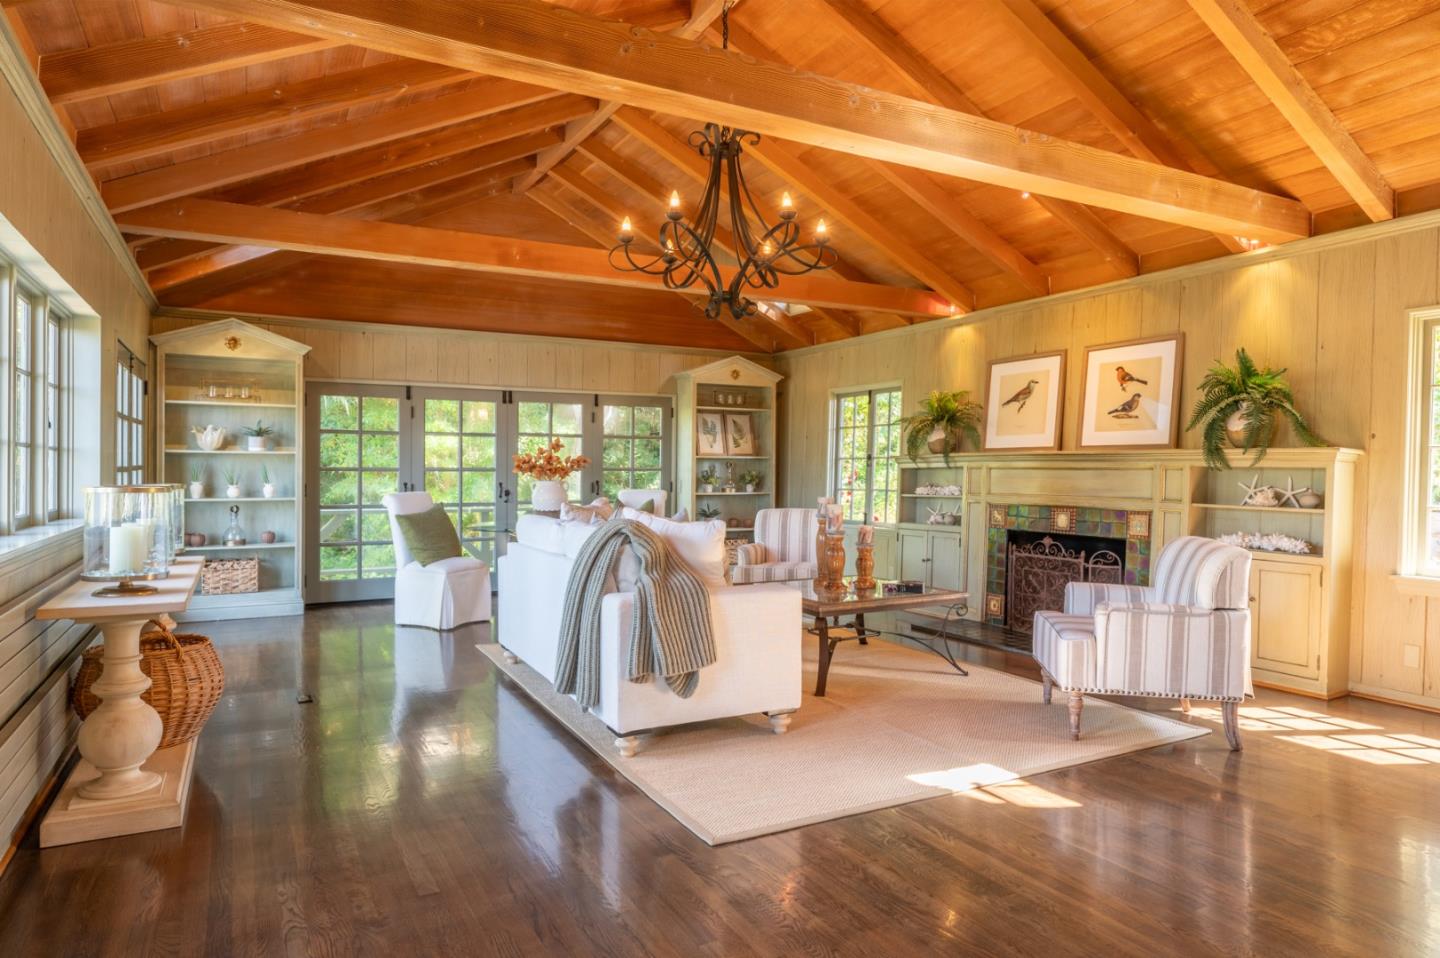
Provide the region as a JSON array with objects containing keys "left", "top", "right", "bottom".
[
  {"left": 71, "top": 620, "right": 225, "bottom": 749},
  {"left": 201, "top": 556, "right": 259, "bottom": 594}
]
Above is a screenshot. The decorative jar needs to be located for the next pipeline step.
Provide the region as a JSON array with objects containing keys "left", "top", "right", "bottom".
[
  {"left": 531, "top": 480, "right": 567, "bottom": 514},
  {"left": 224, "top": 505, "right": 246, "bottom": 546},
  {"left": 81, "top": 485, "right": 171, "bottom": 597}
]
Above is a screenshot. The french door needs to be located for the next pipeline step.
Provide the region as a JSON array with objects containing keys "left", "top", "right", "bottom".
[{"left": 305, "top": 384, "right": 671, "bottom": 605}]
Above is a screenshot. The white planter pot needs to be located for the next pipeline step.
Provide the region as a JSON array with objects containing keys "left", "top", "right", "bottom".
[
  {"left": 226, "top": 484, "right": 242, "bottom": 499},
  {"left": 745, "top": 484, "right": 757, "bottom": 493},
  {"left": 262, "top": 483, "right": 276, "bottom": 499},
  {"left": 531, "top": 480, "right": 567, "bottom": 513},
  {"left": 701, "top": 484, "right": 715, "bottom": 494},
  {"left": 246, "top": 436, "right": 271, "bottom": 451},
  {"left": 188, "top": 482, "right": 205, "bottom": 499}
]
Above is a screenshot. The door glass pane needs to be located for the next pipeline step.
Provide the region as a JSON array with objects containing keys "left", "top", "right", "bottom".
[
  {"left": 601, "top": 403, "right": 664, "bottom": 500},
  {"left": 516, "top": 401, "right": 584, "bottom": 509},
  {"left": 424, "top": 396, "right": 500, "bottom": 568},
  {"left": 314, "top": 392, "right": 400, "bottom": 586}
]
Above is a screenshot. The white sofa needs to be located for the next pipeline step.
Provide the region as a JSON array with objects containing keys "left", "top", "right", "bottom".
[{"left": 497, "top": 510, "right": 801, "bottom": 756}]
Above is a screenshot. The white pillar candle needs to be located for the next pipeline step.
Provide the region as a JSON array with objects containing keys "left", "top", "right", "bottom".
[{"left": 108, "top": 525, "right": 145, "bottom": 574}]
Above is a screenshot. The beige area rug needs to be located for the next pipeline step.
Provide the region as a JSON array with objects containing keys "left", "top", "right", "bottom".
[{"left": 477, "top": 639, "right": 1208, "bottom": 845}]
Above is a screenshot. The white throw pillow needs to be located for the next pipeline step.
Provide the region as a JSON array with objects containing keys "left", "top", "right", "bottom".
[
  {"left": 514, "top": 514, "right": 566, "bottom": 554},
  {"left": 670, "top": 507, "right": 689, "bottom": 522},
  {"left": 619, "top": 507, "right": 726, "bottom": 583}
]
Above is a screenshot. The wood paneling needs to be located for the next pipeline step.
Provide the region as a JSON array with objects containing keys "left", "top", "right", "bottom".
[{"left": 777, "top": 218, "right": 1440, "bottom": 710}]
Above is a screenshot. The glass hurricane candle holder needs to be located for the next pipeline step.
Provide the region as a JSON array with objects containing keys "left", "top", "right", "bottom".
[
  {"left": 81, "top": 486, "right": 171, "bottom": 597},
  {"left": 147, "top": 482, "right": 186, "bottom": 558}
]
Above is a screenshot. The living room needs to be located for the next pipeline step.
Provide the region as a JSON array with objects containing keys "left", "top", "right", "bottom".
[{"left": 1, "top": 0, "right": 1438, "bottom": 954}]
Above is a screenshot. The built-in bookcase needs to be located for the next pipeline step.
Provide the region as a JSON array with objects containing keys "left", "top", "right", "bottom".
[{"left": 151, "top": 319, "right": 310, "bottom": 621}]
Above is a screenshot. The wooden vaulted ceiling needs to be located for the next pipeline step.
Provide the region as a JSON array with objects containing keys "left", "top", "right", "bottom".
[{"left": 6, "top": 0, "right": 1440, "bottom": 352}]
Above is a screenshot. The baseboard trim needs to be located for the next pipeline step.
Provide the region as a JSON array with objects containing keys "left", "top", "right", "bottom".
[
  {"left": 0, "top": 746, "right": 74, "bottom": 880},
  {"left": 1252, "top": 679, "right": 1348, "bottom": 701},
  {"left": 1348, "top": 687, "right": 1440, "bottom": 716}
]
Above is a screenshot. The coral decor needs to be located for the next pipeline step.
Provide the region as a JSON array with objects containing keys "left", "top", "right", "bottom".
[{"left": 513, "top": 439, "right": 590, "bottom": 481}]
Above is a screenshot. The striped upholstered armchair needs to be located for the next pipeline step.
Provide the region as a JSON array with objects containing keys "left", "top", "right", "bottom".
[
  {"left": 1031, "top": 536, "right": 1253, "bottom": 750},
  {"left": 731, "top": 508, "right": 819, "bottom": 585}
]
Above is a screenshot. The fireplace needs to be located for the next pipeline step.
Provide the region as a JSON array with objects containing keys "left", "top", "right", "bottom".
[
  {"left": 984, "top": 503, "right": 1153, "bottom": 633},
  {"left": 1004, "top": 530, "right": 1126, "bottom": 633}
]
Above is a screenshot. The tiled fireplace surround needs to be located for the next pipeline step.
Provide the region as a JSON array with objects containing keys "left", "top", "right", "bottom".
[{"left": 984, "top": 503, "right": 1154, "bottom": 629}]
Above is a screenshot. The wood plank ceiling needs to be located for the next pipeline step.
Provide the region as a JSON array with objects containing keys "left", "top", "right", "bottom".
[{"left": 7, "top": 0, "right": 1440, "bottom": 352}]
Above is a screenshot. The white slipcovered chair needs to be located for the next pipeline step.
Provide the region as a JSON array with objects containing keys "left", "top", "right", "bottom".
[
  {"left": 731, "top": 507, "right": 819, "bottom": 585},
  {"left": 615, "top": 488, "right": 667, "bottom": 515},
  {"left": 382, "top": 492, "right": 492, "bottom": 630},
  {"left": 1032, "top": 536, "right": 1252, "bottom": 750}
]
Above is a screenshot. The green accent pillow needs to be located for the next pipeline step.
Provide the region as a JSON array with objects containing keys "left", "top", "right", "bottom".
[
  {"left": 395, "top": 505, "right": 462, "bottom": 566},
  {"left": 638, "top": 498, "right": 656, "bottom": 514}
]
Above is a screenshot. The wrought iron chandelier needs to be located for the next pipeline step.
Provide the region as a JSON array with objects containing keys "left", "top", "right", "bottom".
[{"left": 608, "top": 4, "right": 838, "bottom": 320}]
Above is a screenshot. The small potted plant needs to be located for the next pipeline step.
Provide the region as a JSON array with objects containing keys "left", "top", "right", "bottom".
[
  {"left": 243, "top": 420, "right": 275, "bottom": 451},
  {"left": 1186, "top": 348, "right": 1326, "bottom": 469},
  {"left": 900, "top": 390, "right": 983, "bottom": 463},
  {"left": 739, "top": 468, "right": 763, "bottom": 493},
  {"left": 699, "top": 466, "right": 718, "bottom": 494},
  {"left": 187, "top": 464, "right": 206, "bottom": 499},
  {"left": 512, "top": 438, "right": 589, "bottom": 514},
  {"left": 697, "top": 504, "right": 722, "bottom": 520},
  {"left": 260, "top": 464, "right": 276, "bottom": 499},
  {"left": 222, "top": 466, "right": 241, "bottom": 499}
]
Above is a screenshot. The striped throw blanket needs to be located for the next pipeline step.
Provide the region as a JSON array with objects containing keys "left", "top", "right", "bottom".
[{"left": 554, "top": 518, "right": 715, "bottom": 710}]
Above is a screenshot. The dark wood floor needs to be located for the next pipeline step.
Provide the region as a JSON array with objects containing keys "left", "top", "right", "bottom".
[{"left": 2, "top": 603, "right": 1439, "bottom": 957}]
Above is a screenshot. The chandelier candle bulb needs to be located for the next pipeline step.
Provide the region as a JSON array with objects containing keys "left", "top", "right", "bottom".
[
  {"left": 619, "top": 216, "right": 633, "bottom": 242},
  {"left": 780, "top": 191, "right": 796, "bottom": 220},
  {"left": 816, "top": 219, "right": 828, "bottom": 243},
  {"left": 668, "top": 190, "right": 682, "bottom": 220}
]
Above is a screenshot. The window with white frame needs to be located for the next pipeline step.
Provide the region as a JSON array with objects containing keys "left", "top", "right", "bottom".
[
  {"left": 1405, "top": 309, "right": 1440, "bottom": 576},
  {"left": 832, "top": 387, "right": 902, "bottom": 524},
  {"left": 116, "top": 342, "right": 145, "bottom": 487},
  {"left": 0, "top": 259, "right": 72, "bottom": 531}
]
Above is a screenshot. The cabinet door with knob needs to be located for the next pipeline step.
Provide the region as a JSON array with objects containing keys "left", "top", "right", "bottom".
[
  {"left": 1249, "top": 559, "right": 1323, "bottom": 680},
  {"left": 898, "top": 530, "right": 929, "bottom": 583},
  {"left": 927, "top": 531, "right": 964, "bottom": 592}
]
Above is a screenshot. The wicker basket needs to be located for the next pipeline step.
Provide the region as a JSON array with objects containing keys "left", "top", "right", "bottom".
[
  {"left": 71, "top": 620, "right": 225, "bottom": 749},
  {"left": 201, "top": 556, "right": 259, "bottom": 594}
]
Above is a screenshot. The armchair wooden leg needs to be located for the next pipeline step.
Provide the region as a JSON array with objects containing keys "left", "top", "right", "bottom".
[
  {"left": 614, "top": 735, "right": 640, "bottom": 758},
  {"left": 1067, "top": 692, "right": 1084, "bottom": 741},
  {"left": 1180, "top": 697, "right": 1192, "bottom": 714},
  {"left": 1041, "top": 672, "right": 1053, "bottom": 705},
  {"left": 501, "top": 648, "right": 519, "bottom": 665},
  {"left": 1222, "top": 701, "right": 1243, "bottom": 751},
  {"left": 766, "top": 710, "right": 795, "bottom": 735}
]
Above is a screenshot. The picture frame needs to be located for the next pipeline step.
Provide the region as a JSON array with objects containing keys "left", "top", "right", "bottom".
[
  {"left": 696, "top": 412, "right": 727, "bottom": 456},
  {"left": 1078, "top": 333, "right": 1185, "bottom": 449},
  {"left": 724, "top": 413, "right": 758, "bottom": 456},
  {"left": 983, "top": 350, "right": 1066, "bottom": 451}
]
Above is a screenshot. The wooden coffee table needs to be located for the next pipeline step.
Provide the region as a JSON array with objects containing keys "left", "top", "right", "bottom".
[{"left": 800, "top": 579, "right": 969, "bottom": 696}]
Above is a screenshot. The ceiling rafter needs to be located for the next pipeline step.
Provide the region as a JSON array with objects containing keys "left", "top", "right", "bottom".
[
  {"left": 40, "top": 20, "right": 339, "bottom": 105},
  {"left": 510, "top": 0, "right": 728, "bottom": 194},
  {"left": 525, "top": 183, "right": 785, "bottom": 353},
  {"left": 1185, "top": 0, "right": 1394, "bottom": 222},
  {"left": 103, "top": 80, "right": 573, "bottom": 212},
  {"left": 984, "top": 0, "right": 1254, "bottom": 251},
  {"left": 811, "top": 0, "right": 1137, "bottom": 278},
  {"left": 78, "top": 60, "right": 463, "bottom": 173},
  {"left": 114, "top": 198, "right": 956, "bottom": 318},
  {"left": 155, "top": 0, "right": 1310, "bottom": 243}
]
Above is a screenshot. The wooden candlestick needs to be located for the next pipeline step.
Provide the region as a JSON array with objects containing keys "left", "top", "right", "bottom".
[
  {"left": 823, "top": 532, "right": 847, "bottom": 592},
  {"left": 854, "top": 543, "right": 876, "bottom": 593}
]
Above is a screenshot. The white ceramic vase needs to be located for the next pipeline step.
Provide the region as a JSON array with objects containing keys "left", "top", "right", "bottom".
[
  {"left": 262, "top": 483, "right": 276, "bottom": 499},
  {"left": 531, "top": 480, "right": 566, "bottom": 514},
  {"left": 226, "top": 484, "right": 242, "bottom": 499},
  {"left": 192, "top": 425, "right": 226, "bottom": 450},
  {"left": 188, "top": 482, "right": 205, "bottom": 499}
]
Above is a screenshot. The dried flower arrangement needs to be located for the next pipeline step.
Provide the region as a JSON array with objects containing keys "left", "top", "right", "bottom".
[{"left": 513, "top": 438, "right": 590, "bottom": 480}]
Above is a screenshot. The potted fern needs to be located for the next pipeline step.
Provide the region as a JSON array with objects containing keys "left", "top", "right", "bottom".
[
  {"left": 242, "top": 420, "right": 275, "bottom": 451},
  {"left": 900, "top": 390, "right": 983, "bottom": 463},
  {"left": 1186, "top": 348, "right": 1325, "bottom": 469}
]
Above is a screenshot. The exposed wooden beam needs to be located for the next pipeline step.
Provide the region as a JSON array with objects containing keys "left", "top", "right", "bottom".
[
  {"left": 40, "top": 21, "right": 339, "bottom": 106},
  {"left": 814, "top": 0, "right": 1137, "bottom": 275},
  {"left": 101, "top": 80, "right": 570, "bottom": 212},
  {"left": 1185, "top": 0, "right": 1394, "bottom": 222},
  {"left": 510, "top": 0, "right": 728, "bottom": 194},
  {"left": 161, "top": 0, "right": 1310, "bottom": 242},
  {"left": 744, "top": 138, "right": 976, "bottom": 313},
  {"left": 984, "top": 0, "right": 1258, "bottom": 250},
  {"left": 114, "top": 198, "right": 955, "bottom": 318},
  {"left": 78, "top": 60, "right": 463, "bottom": 173},
  {"left": 146, "top": 158, "right": 535, "bottom": 291},
  {"left": 132, "top": 99, "right": 580, "bottom": 272}
]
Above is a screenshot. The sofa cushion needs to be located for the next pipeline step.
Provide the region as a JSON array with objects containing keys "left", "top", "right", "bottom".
[
  {"left": 394, "top": 505, "right": 462, "bottom": 566},
  {"left": 620, "top": 507, "right": 727, "bottom": 584},
  {"left": 562, "top": 520, "right": 602, "bottom": 558},
  {"left": 515, "top": 514, "right": 566, "bottom": 554}
]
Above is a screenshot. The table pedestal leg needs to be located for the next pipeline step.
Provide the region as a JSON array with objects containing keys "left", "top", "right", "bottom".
[
  {"left": 75, "top": 619, "right": 163, "bottom": 801},
  {"left": 814, "top": 615, "right": 833, "bottom": 697}
]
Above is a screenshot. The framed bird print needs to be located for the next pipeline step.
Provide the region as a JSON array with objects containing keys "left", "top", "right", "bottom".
[
  {"left": 984, "top": 351, "right": 1066, "bottom": 451},
  {"left": 1078, "top": 333, "right": 1185, "bottom": 449}
]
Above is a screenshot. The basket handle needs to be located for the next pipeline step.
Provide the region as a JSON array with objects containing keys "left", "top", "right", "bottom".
[{"left": 140, "top": 618, "right": 184, "bottom": 652}]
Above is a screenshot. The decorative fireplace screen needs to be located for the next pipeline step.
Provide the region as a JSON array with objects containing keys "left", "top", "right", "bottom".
[{"left": 1006, "top": 535, "right": 1123, "bottom": 633}]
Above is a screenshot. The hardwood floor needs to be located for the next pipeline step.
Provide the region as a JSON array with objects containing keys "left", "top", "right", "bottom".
[{"left": 2, "top": 602, "right": 1438, "bottom": 956}]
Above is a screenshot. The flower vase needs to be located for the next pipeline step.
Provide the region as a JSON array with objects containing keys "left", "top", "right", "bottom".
[
  {"left": 531, "top": 480, "right": 566, "bottom": 515},
  {"left": 823, "top": 533, "right": 847, "bottom": 593},
  {"left": 854, "top": 543, "right": 876, "bottom": 593}
]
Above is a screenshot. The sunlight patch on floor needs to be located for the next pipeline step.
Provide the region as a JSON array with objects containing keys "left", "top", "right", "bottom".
[
  {"left": 1177, "top": 703, "right": 1440, "bottom": 765},
  {"left": 908, "top": 763, "right": 1081, "bottom": 807}
]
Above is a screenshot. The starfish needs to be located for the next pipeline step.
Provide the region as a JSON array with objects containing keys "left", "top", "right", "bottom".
[
  {"left": 1275, "top": 475, "right": 1311, "bottom": 509},
  {"left": 1237, "top": 474, "right": 1264, "bottom": 503}
]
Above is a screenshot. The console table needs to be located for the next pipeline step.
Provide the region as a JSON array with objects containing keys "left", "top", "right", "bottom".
[{"left": 37, "top": 555, "right": 204, "bottom": 847}]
